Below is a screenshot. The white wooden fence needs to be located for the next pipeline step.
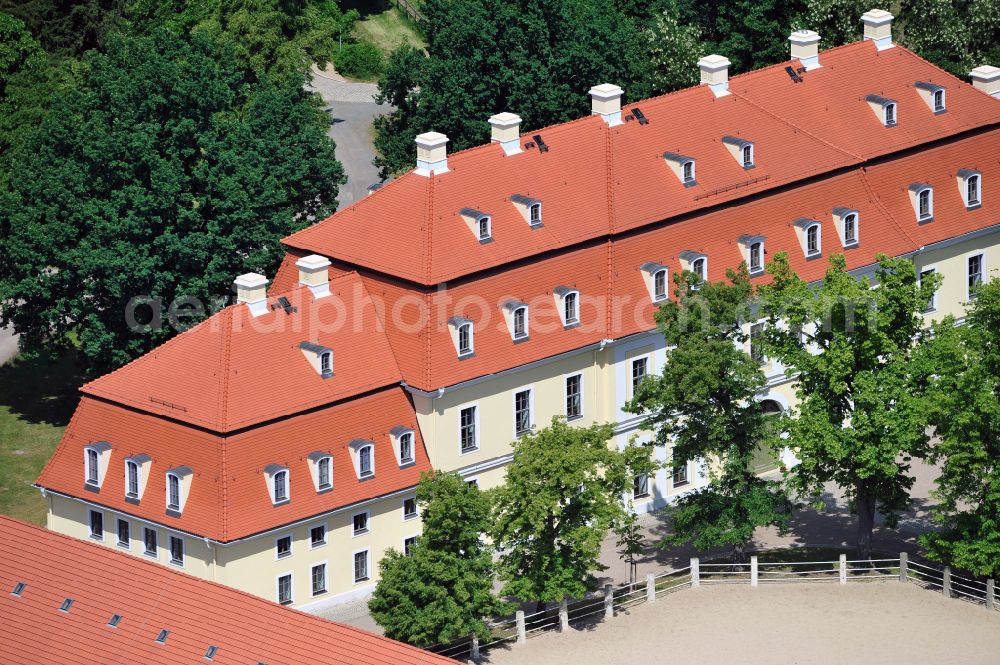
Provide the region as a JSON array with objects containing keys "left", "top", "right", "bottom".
[{"left": 429, "top": 552, "right": 998, "bottom": 661}]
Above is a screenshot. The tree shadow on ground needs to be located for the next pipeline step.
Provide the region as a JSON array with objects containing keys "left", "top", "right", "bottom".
[{"left": 0, "top": 350, "right": 82, "bottom": 427}]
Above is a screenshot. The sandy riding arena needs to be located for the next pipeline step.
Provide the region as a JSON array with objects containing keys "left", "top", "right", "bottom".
[{"left": 482, "top": 582, "right": 1000, "bottom": 665}]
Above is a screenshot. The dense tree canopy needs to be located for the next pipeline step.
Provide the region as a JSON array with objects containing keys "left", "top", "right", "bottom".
[
  {"left": 0, "top": 29, "right": 343, "bottom": 374},
  {"left": 758, "top": 253, "right": 937, "bottom": 560},
  {"left": 369, "top": 472, "right": 507, "bottom": 647},
  {"left": 628, "top": 266, "right": 791, "bottom": 563}
]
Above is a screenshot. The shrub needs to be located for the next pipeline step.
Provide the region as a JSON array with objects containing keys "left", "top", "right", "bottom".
[{"left": 335, "top": 42, "right": 385, "bottom": 79}]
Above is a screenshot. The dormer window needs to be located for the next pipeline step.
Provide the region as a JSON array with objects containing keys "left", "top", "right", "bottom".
[
  {"left": 510, "top": 195, "right": 542, "bottom": 227},
  {"left": 662, "top": 152, "right": 697, "bottom": 187},
  {"left": 654, "top": 269, "right": 667, "bottom": 300},
  {"left": 866, "top": 95, "right": 898, "bottom": 127},
  {"left": 502, "top": 300, "right": 529, "bottom": 341},
  {"left": 269, "top": 468, "right": 290, "bottom": 504},
  {"left": 390, "top": 427, "right": 416, "bottom": 467},
  {"left": 307, "top": 452, "right": 333, "bottom": 492},
  {"left": 460, "top": 208, "right": 493, "bottom": 242},
  {"left": 299, "top": 342, "right": 333, "bottom": 378},
  {"left": 124, "top": 454, "right": 151, "bottom": 501},
  {"left": 909, "top": 184, "right": 934, "bottom": 222},
  {"left": 83, "top": 442, "right": 111, "bottom": 489},
  {"left": 915, "top": 82, "right": 947, "bottom": 114},
  {"left": 833, "top": 208, "right": 859, "bottom": 247},
  {"left": 553, "top": 287, "right": 580, "bottom": 327},
  {"left": 722, "top": 136, "right": 754, "bottom": 169},
  {"left": 165, "top": 466, "right": 192, "bottom": 514},
  {"left": 349, "top": 439, "right": 375, "bottom": 479},
  {"left": 448, "top": 316, "right": 474, "bottom": 358},
  {"left": 738, "top": 236, "right": 765, "bottom": 275},
  {"left": 794, "top": 219, "right": 822, "bottom": 258},
  {"left": 958, "top": 170, "right": 981, "bottom": 208}
]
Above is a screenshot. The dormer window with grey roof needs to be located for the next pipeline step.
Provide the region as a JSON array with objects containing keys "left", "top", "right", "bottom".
[
  {"left": 832, "top": 208, "right": 860, "bottom": 247},
  {"left": 502, "top": 300, "right": 529, "bottom": 341},
  {"left": 84, "top": 441, "right": 112, "bottom": 489},
  {"left": 915, "top": 81, "right": 946, "bottom": 114},
  {"left": 722, "top": 136, "right": 754, "bottom": 169},
  {"left": 640, "top": 262, "right": 669, "bottom": 302},
  {"left": 908, "top": 183, "right": 934, "bottom": 222},
  {"left": 165, "top": 466, "right": 193, "bottom": 515},
  {"left": 511, "top": 195, "right": 542, "bottom": 227},
  {"left": 662, "top": 152, "right": 697, "bottom": 186},
  {"left": 865, "top": 95, "right": 897, "bottom": 126},
  {"left": 459, "top": 208, "right": 492, "bottom": 242},
  {"left": 794, "top": 219, "right": 822, "bottom": 258},
  {"left": 264, "top": 464, "right": 290, "bottom": 505},
  {"left": 447, "top": 316, "right": 474, "bottom": 358},
  {"left": 299, "top": 341, "right": 333, "bottom": 378},
  {"left": 957, "top": 169, "right": 981, "bottom": 209}
]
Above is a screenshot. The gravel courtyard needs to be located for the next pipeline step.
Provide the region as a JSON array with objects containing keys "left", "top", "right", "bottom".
[{"left": 481, "top": 582, "right": 1000, "bottom": 665}]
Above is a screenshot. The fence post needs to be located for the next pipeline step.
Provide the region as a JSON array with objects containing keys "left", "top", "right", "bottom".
[
  {"left": 839, "top": 554, "right": 847, "bottom": 585},
  {"left": 943, "top": 567, "right": 952, "bottom": 598},
  {"left": 691, "top": 557, "right": 700, "bottom": 588},
  {"left": 604, "top": 584, "right": 614, "bottom": 618},
  {"left": 750, "top": 556, "right": 758, "bottom": 587},
  {"left": 558, "top": 598, "right": 569, "bottom": 632},
  {"left": 515, "top": 610, "right": 526, "bottom": 644},
  {"left": 646, "top": 572, "right": 656, "bottom": 603},
  {"left": 899, "top": 552, "right": 908, "bottom": 583},
  {"left": 470, "top": 634, "right": 480, "bottom": 663},
  {"left": 987, "top": 579, "right": 995, "bottom": 611}
]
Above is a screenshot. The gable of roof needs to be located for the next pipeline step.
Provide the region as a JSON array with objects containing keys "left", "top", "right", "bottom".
[
  {"left": 84, "top": 272, "right": 401, "bottom": 432},
  {"left": 0, "top": 516, "right": 456, "bottom": 664}
]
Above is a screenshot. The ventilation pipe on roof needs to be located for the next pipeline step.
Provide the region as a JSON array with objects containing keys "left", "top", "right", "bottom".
[
  {"left": 589, "top": 84, "right": 624, "bottom": 126},
  {"left": 489, "top": 112, "right": 522, "bottom": 156},
  {"left": 698, "top": 55, "right": 731, "bottom": 97},
  {"left": 234, "top": 273, "right": 268, "bottom": 317},
  {"left": 970, "top": 66, "right": 1000, "bottom": 99},
  {"left": 789, "top": 30, "right": 822, "bottom": 70},
  {"left": 414, "top": 132, "right": 449, "bottom": 176},
  {"left": 296, "top": 254, "right": 331, "bottom": 298},
  {"left": 861, "top": 9, "right": 894, "bottom": 51}
]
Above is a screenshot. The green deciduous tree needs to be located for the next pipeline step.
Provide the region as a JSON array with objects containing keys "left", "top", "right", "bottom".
[
  {"left": 614, "top": 502, "right": 645, "bottom": 584},
  {"left": 917, "top": 279, "right": 1000, "bottom": 578},
  {"left": 0, "top": 29, "right": 343, "bottom": 374},
  {"left": 492, "top": 418, "right": 653, "bottom": 610},
  {"left": 758, "top": 253, "right": 937, "bottom": 560},
  {"left": 628, "top": 266, "right": 792, "bottom": 564},
  {"left": 645, "top": 6, "right": 702, "bottom": 94},
  {"left": 369, "top": 471, "right": 508, "bottom": 647}
]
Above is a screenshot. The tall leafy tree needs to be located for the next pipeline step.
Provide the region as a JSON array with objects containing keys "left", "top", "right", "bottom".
[
  {"left": 1, "top": 0, "right": 124, "bottom": 57},
  {"left": 758, "top": 253, "right": 936, "bottom": 560},
  {"left": 491, "top": 418, "right": 652, "bottom": 610},
  {"left": 0, "top": 29, "right": 343, "bottom": 374},
  {"left": 369, "top": 471, "right": 508, "bottom": 647},
  {"left": 628, "top": 266, "right": 792, "bottom": 564},
  {"left": 644, "top": 6, "right": 703, "bottom": 94},
  {"left": 614, "top": 503, "right": 645, "bottom": 584},
  {"left": 917, "top": 279, "right": 1000, "bottom": 578}
]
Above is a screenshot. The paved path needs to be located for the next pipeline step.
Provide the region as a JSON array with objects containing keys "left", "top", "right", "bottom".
[
  {"left": 0, "top": 326, "right": 18, "bottom": 366},
  {"left": 307, "top": 66, "right": 393, "bottom": 209}
]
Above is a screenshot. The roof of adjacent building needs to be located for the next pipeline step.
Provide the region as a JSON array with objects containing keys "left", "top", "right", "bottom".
[
  {"left": 283, "top": 42, "right": 1000, "bottom": 286},
  {"left": 0, "top": 516, "right": 457, "bottom": 664}
]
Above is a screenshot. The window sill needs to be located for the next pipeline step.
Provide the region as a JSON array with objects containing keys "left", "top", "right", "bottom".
[
  {"left": 918, "top": 215, "right": 934, "bottom": 225},
  {"left": 403, "top": 514, "right": 418, "bottom": 522},
  {"left": 352, "top": 530, "right": 369, "bottom": 538},
  {"left": 279, "top": 600, "right": 293, "bottom": 606},
  {"left": 116, "top": 542, "right": 130, "bottom": 550},
  {"left": 634, "top": 493, "right": 651, "bottom": 500},
  {"left": 89, "top": 534, "right": 103, "bottom": 542},
  {"left": 311, "top": 541, "right": 327, "bottom": 549},
  {"left": 566, "top": 414, "right": 584, "bottom": 422},
  {"left": 353, "top": 577, "right": 370, "bottom": 585},
  {"left": 457, "top": 351, "right": 476, "bottom": 361},
  {"left": 272, "top": 499, "right": 290, "bottom": 506},
  {"left": 277, "top": 552, "right": 292, "bottom": 560},
  {"left": 563, "top": 320, "right": 581, "bottom": 330},
  {"left": 399, "top": 459, "right": 415, "bottom": 468},
  {"left": 512, "top": 335, "right": 530, "bottom": 344},
  {"left": 673, "top": 481, "right": 690, "bottom": 489},
  {"left": 312, "top": 589, "right": 327, "bottom": 597},
  {"left": 169, "top": 559, "right": 184, "bottom": 568},
  {"left": 459, "top": 446, "right": 480, "bottom": 456},
  {"left": 966, "top": 203, "right": 982, "bottom": 211},
  {"left": 144, "top": 551, "right": 158, "bottom": 559},
  {"left": 316, "top": 485, "right": 333, "bottom": 495}
]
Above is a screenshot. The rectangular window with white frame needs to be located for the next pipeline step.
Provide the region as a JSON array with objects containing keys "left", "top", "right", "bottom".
[
  {"left": 631, "top": 357, "right": 648, "bottom": 396},
  {"left": 919, "top": 266, "right": 938, "bottom": 312},
  {"left": 143, "top": 527, "right": 158, "bottom": 558},
  {"left": 276, "top": 534, "right": 292, "bottom": 559},
  {"left": 633, "top": 474, "right": 650, "bottom": 499},
  {"left": 968, "top": 253, "right": 985, "bottom": 299},
  {"left": 673, "top": 461, "right": 689, "bottom": 488},
  {"left": 169, "top": 536, "right": 184, "bottom": 567},
  {"left": 353, "top": 511, "right": 370, "bottom": 536},
  {"left": 353, "top": 550, "right": 370, "bottom": 583},
  {"left": 311, "top": 562, "right": 327, "bottom": 596},
  {"left": 277, "top": 573, "right": 293, "bottom": 605},
  {"left": 116, "top": 518, "right": 130, "bottom": 549},
  {"left": 459, "top": 404, "right": 479, "bottom": 453},
  {"left": 310, "top": 524, "right": 327, "bottom": 548},
  {"left": 750, "top": 322, "right": 766, "bottom": 364},
  {"left": 403, "top": 497, "right": 418, "bottom": 521},
  {"left": 565, "top": 373, "right": 583, "bottom": 420},
  {"left": 404, "top": 536, "right": 418, "bottom": 557},
  {"left": 514, "top": 388, "right": 532, "bottom": 436},
  {"left": 89, "top": 510, "right": 103, "bottom": 540}
]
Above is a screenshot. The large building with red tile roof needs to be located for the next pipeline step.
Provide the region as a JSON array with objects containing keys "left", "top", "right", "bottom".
[
  {"left": 0, "top": 516, "right": 456, "bottom": 664},
  {"left": 37, "top": 10, "right": 1000, "bottom": 610}
]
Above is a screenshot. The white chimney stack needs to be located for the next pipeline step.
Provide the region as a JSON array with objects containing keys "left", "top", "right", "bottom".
[
  {"left": 296, "top": 254, "right": 332, "bottom": 298},
  {"left": 970, "top": 65, "right": 1000, "bottom": 99},
  {"left": 414, "top": 132, "right": 449, "bottom": 176},
  {"left": 234, "top": 273, "right": 268, "bottom": 317},
  {"left": 489, "top": 112, "right": 522, "bottom": 155},
  {"left": 861, "top": 9, "right": 894, "bottom": 51},
  {"left": 789, "top": 30, "right": 822, "bottom": 70},
  {"left": 589, "top": 84, "right": 624, "bottom": 126},
  {"left": 698, "top": 55, "right": 731, "bottom": 97}
]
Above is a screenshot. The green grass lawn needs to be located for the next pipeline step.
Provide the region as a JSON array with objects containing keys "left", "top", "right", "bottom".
[
  {"left": 0, "top": 352, "right": 81, "bottom": 525},
  {"left": 354, "top": 5, "right": 426, "bottom": 55}
]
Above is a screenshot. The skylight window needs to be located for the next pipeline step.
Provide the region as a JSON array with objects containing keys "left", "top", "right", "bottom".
[
  {"left": 11, "top": 582, "right": 25, "bottom": 597},
  {"left": 205, "top": 645, "right": 219, "bottom": 660},
  {"left": 108, "top": 614, "right": 122, "bottom": 628},
  {"left": 155, "top": 629, "right": 170, "bottom": 644},
  {"left": 59, "top": 598, "right": 74, "bottom": 613}
]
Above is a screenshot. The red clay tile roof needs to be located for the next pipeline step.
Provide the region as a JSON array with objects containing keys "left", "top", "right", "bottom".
[
  {"left": 84, "top": 273, "right": 401, "bottom": 432},
  {"left": 283, "top": 42, "right": 1000, "bottom": 286},
  {"left": 0, "top": 516, "right": 457, "bottom": 664},
  {"left": 36, "top": 389, "right": 432, "bottom": 541}
]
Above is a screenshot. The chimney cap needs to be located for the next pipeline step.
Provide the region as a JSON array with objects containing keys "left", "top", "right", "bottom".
[
  {"left": 697, "top": 54, "right": 731, "bottom": 72},
  {"left": 861, "top": 9, "right": 893, "bottom": 26},
  {"left": 789, "top": 29, "right": 821, "bottom": 45},
  {"left": 970, "top": 65, "right": 1000, "bottom": 81},
  {"left": 414, "top": 131, "right": 449, "bottom": 149},
  {"left": 488, "top": 112, "right": 522, "bottom": 128},
  {"left": 234, "top": 273, "right": 268, "bottom": 289},
  {"left": 589, "top": 83, "right": 624, "bottom": 100},
  {"left": 295, "top": 254, "right": 331, "bottom": 271}
]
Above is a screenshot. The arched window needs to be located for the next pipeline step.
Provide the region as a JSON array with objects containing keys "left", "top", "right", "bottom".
[
  {"left": 126, "top": 460, "right": 139, "bottom": 498},
  {"left": 692, "top": 257, "right": 706, "bottom": 282},
  {"left": 273, "top": 470, "right": 288, "bottom": 503},
  {"left": 806, "top": 225, "right": 820, "bottom": 256},
  {"left": 749, "top": 242, "right": 763, "bottom": 273},
  {"left": 884, "top": 102, "right": 896, "bottom": 126},
  {"left": 918, "top": 188, "right": 932, "bottom": 220},
  {"left": 529, "top": 203, "right": 541, "bottom": 225},
  {"left": 933, "top": 89, "right": 945, "bottom": 112},
  {"left": 399, "top": 432, "right": 414, "bottom": 465},
  {"left": 86, "top": 449, "right": 99, "bottom": 485},
  {"left": 478, "top": 216, "right": 491, "bottom": 240},
  {"left": 167, "top": 474, "right": 181, "bottom": 511},
  {"left": 317, "top": 457, "right": 331, "bottom": 490},
  {"left": 967, "top": 175, "right": 980, "bottom": 206},
  {"left": 742, "top": 144, "right": 753, "bottom": 168},
  {"left": 359, "top": 445, "right": 373, "bottom": 478},
  {"left": 682, "top": 160, "right": 695, "bottom": 183},
  {"left": 458, "top": 322, "right": 473, "bottom": 355},
  {"left": 843, "top": 213, "right": 858, "bottom": 244},
  {"left": 320, "top": 351, "right": 332, "bottom": 376},
  {"left": 563, "top": 291, "right": 578, "bottom": 325},
  {"left": 653, "top": 269, "right": 668, "bottom": 301},
  {"left": 513, "top": 306, "right": 528, "bottom": 339}
]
